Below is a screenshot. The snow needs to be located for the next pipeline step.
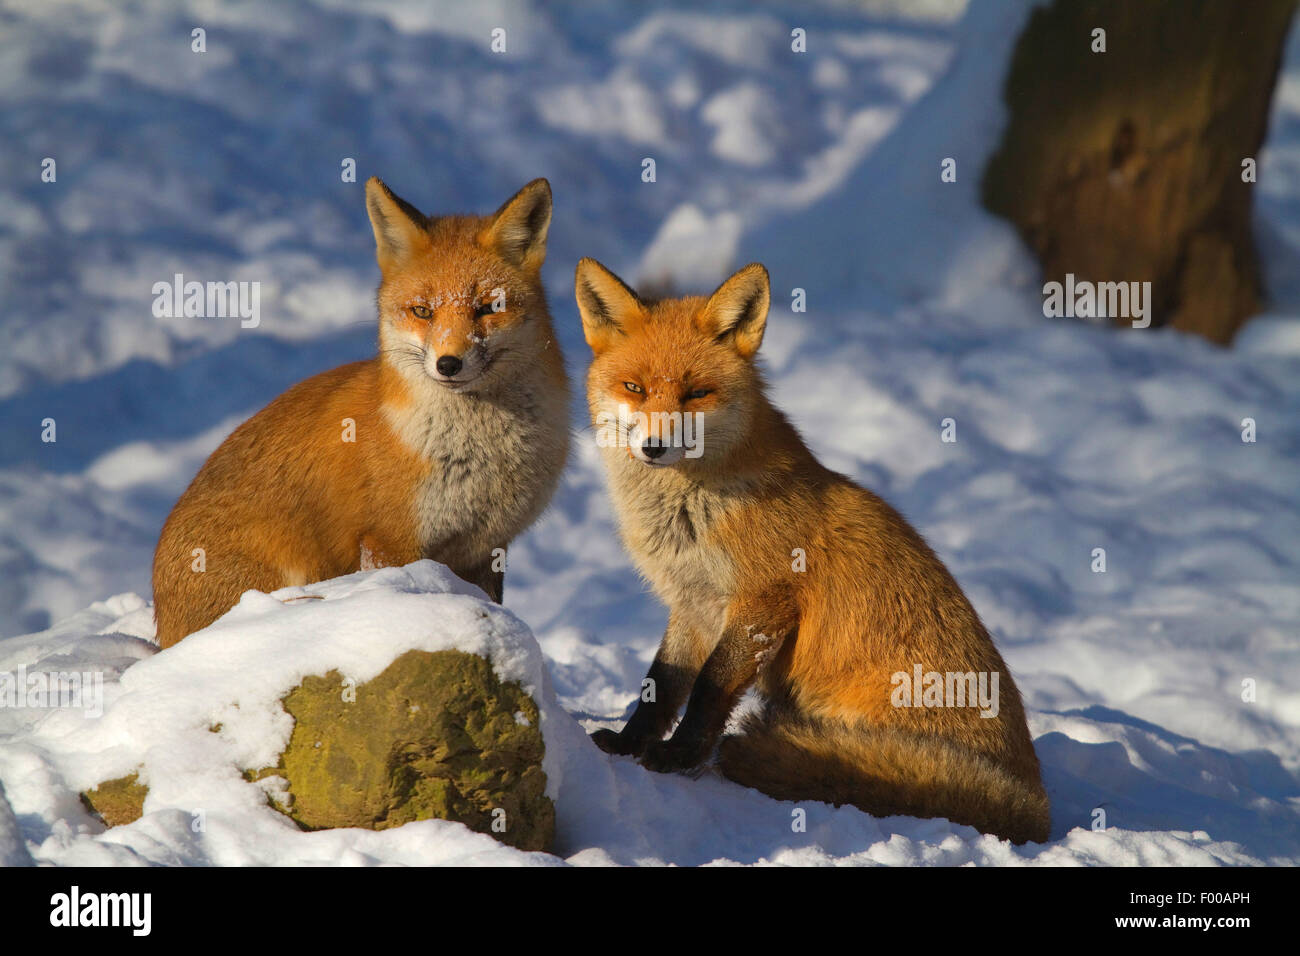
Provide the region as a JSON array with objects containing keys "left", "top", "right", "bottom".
[
  {"left": 0, "top": 563, "right": 578, "bottom": 866},
  {"left": 2, "top": 0, "right": 1298, "bottom": 866}
]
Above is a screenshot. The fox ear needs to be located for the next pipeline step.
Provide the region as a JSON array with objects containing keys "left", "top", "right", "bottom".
[
  {"left": 483, "top": 178, "right": 552, "bottom": 270},
  {"left": 365, "top": 177, "right": 430, "bottom": 270},
  {"left": 575, "top": 258, "right": 643, "bottom": 354},
  {"left": 699, "top": 263, "right": 770, "bottom": 359}
]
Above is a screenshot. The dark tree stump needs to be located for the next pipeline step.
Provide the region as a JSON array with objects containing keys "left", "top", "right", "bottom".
[{"left": 982, "top": 0, "right": 1297, "bottom": 344}]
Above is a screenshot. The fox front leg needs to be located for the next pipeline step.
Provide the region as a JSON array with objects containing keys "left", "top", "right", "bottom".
[
  {"left": 461, "top": 546, "right": 507, "bottom": 604},
  {"left": 592, "top": 613, "right": 707, "bottom": 758},
  {"left": 641, "top": 609, "right": 795, "bottom": 774}
]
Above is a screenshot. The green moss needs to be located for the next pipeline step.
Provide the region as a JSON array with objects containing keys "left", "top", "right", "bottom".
[
  {"left": 265, "top": 649, "right": 553, "bottom": 852},
  {"left": 81, "top": 772, "right": 148, "bottom": 827}
]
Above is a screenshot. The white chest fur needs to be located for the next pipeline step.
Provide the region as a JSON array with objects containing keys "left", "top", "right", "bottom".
[
  {"left": 385, "top": 368, "right": 570, "bottom": 563},
  {"left": 603, "top": 450, "right": 737, "bottom": 639}
]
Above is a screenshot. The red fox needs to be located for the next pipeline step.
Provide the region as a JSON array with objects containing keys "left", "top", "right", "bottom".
[
  {"left": 574, "top": 258, "right": 1050, "bottom": 843},
  {"left": 151, "top": 178, "right": 570, "bottom": 648}
]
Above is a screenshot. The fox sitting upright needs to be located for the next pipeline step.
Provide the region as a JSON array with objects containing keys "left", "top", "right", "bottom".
[
  {"left": 574, "top": 258, "right": 1049, "bottom": 844},
  {"left": 152, "top": 178, "right": 570, "bottom": 648}
]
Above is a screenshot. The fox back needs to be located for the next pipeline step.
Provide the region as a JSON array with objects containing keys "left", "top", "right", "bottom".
[{"left": 152, "top": 179, "right": 569, "bottom": 647}]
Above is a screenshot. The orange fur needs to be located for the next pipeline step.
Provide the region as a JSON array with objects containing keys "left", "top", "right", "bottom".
[
  {"left": 152, "top": 179, "right": 569, "bottom": 647},
  {"left": 576, "top": 258, "right": 1049, "bottom": 843}
]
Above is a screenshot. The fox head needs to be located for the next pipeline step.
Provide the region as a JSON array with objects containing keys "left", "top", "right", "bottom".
[
  {"left": 575, "top": 258, "right": 771, "bottom": 468},
  {"left": 366, "top": 177, "right": 554, "bottom": 392}
]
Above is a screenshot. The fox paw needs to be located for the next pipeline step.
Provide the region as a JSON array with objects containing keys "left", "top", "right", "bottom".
[
  {"left": 640, "top": 737, "right": 708, "bottom": 774},
  {"left": 590, "top": 728, "right": 647, "bottom": 757}
]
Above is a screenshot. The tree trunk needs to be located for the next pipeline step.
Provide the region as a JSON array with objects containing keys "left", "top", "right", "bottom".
[{"left": 981, "top": 0, "right": 1297, "bottom": 345}]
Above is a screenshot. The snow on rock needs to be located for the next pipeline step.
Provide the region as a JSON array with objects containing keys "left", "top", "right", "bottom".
[{"left": 0, "top": 562, "right": 586, "bottom": 865}]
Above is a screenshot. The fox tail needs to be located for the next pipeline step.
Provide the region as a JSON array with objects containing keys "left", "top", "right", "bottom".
[{"left": 717, "top": 710, "right": 1050, "bottom": 844}]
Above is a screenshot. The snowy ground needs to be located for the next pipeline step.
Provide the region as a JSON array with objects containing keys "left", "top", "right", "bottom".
[{"left": 1, "top": 0, "right": 1298, "bottom": 866}]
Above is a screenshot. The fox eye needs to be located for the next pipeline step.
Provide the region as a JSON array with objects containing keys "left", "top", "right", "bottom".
[
  {"left": 686, "top": 388, "right": 712, "bottom": 400},
  {"left": 624, "top": 382, "right": 644, "bottom": 395},
  {"left": 410, "top": 305, "right": 432, "bottom": 320},
  {"left": 475, "top": 302, "right": 496, "bottom": 319}
]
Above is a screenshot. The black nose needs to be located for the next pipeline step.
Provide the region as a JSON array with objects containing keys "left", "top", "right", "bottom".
[
  {"left": 642, "top": 440, "right": 668, "bottom": 460},
  {"left": 435, "top": 355, "right": 463, "bottom": 377}
]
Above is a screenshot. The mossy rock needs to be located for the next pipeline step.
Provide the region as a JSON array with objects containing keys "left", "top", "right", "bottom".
[
  {"left": 267, "top": 649, "right": 553, "bottom": 852},
  {"left": 81, "top": 772, "right": 147, "bottom": 827}
]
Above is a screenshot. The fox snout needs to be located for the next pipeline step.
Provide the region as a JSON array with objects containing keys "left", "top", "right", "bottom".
[
  {"left": 426, "top": 343, "right": 488, "bottom": 386},
  {"left": 422, "top": 315, "right": 491, "bottom": 386},
  {"left": 625, "top": 414, "right": 695, "bottom": 466},
  {"left": 635, "top": 433, "right": 681, "bottom": 465},
  {"left": 641, "top": 438, "right": 669, "bottom": 460}
]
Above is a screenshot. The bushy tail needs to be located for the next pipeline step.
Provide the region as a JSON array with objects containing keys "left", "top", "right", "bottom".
[{"left": 717, "top": 711, "right": 1050, "bottom": 844}]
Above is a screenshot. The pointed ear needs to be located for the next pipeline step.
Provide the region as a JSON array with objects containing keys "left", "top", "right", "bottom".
[
  {"left": 482, "top": 178, "right": 552, "bottom": 271},
  {"left": 574, "top": 258, "right": 643, "bottom": 354},
  {"left": 699, "top": 263, "right": 770, "bottom": 358},
  {"left": 365, "top": 177, "right": 430, "bottom": 270}
]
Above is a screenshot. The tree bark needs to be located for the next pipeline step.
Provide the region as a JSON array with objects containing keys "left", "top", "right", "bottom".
[{"left": 982, "top": 0, "right": 1297, "bottom": 344}]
